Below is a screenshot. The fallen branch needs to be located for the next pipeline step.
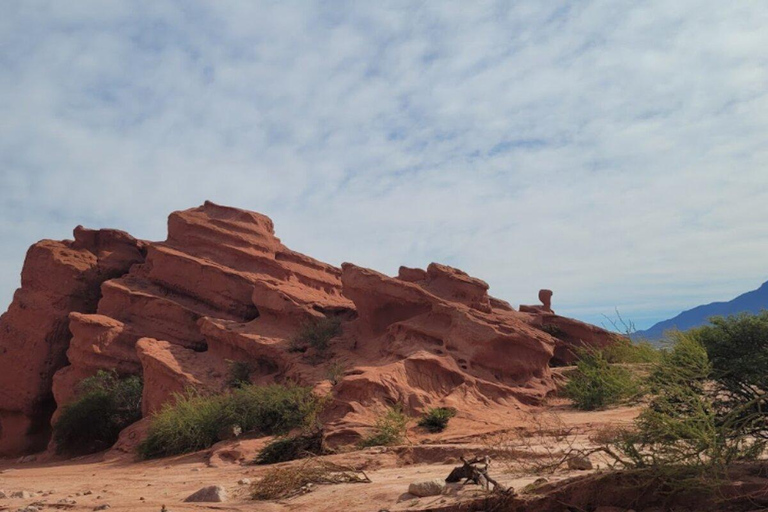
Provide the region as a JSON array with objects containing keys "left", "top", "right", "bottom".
[{"left": 446, "top": 456, "right": 510, "bottom": 493}]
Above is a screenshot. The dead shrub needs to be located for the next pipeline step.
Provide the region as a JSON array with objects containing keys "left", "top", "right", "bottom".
[
  {"left": 482, "top": 411, "right": 592, "bottom": 476},
  {"left": 254, "top": 429, "right": 329, "bottom": 465},
  {"left": 251, "top": 458, "right": 371, "bottom": 500}
]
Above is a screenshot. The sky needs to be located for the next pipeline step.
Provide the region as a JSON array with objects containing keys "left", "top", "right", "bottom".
[{"left": 1, "top": 1, "right": 767, "bottom": 330}]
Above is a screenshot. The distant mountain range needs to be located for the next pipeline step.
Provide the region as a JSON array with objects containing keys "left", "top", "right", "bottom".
[{"left": 634, "top": 279, "right": 768, "bottom": 341}]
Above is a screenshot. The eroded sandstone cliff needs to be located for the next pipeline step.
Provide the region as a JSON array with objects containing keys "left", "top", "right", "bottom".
[{"left": 0, "top": 202, "right": 619, "bottom": 456}]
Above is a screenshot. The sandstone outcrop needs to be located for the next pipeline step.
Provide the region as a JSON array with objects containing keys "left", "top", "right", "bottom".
[
  {"left": 0, "top": 202, "right": 619, "bottom": 455},
  {"left": 0, "top": 228, "right": 144, "bottom": 455}
]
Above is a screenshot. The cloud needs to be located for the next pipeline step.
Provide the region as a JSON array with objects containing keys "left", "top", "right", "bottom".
[{"left": 1, "top": 1, "right": 767, "bottom": 328}]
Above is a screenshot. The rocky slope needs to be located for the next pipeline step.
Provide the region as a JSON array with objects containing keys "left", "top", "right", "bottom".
[{"left": 0, "top": 202, "right": 619, "bottom": 456}]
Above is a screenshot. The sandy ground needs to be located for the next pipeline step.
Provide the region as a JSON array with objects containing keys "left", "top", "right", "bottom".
[{"left": 0, "top": 404, "right": 640, "bottom": 512}]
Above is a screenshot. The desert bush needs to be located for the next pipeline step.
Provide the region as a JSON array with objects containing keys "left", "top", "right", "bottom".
[
  {"left": 252, "top": 458, "right": 370, "bottom": 500},
  {"left": 603, "top": 339, "right": 660, "bottom": 364},
  {"left": 288, "top": 316, "right": 342, "bottom": 356},
  {"left": 53, "top": 371, "right": 142, "bottom": 455},
  {"left": 226, "top": 360, "right": 253, "bottom": 389},
  {"left": 228, "top": 384, "right": 325, "bottom": 436},
  {"left": 137, "top": 391, "right": 229, "bottom": 458},
  {"left": 418, "top": 407, "right": 457, "bottom": 433},
  {"left": 564, "top": 348, "right": 640, "bottom": 410},
  {"left": 359, "top": 406, "right": 409, "bottom": 447},
  {"left": 594, "top": 332, "right": 767, "bottom": 488},
  {"left": 690, "top": 311, "right": 768, "bottom": 439},
  {"left": 138, "top": 384, "right": 324, "bottom": 459},
  {"left": 254, "top": 429, "right": 328, "bottom": 465},
  {"left": 325, "top": 360, "right": 346, "bottom": 385},
  {"left": 483, "top": 411, "right": 586, "bottom": 476},
  {"left": 599, "top": 309, "right": 661, "bottom": 364}
]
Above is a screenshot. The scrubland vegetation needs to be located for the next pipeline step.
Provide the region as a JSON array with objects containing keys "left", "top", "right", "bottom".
[
  {"left": 418, "top": 406, "right": 457, "bottom": 433},
  {"left": 138, "top": 384, "right": 324, "bottom": 458},
  {"left": 288, "top": 316, "right": 342, "bottom": 359},
  {"left": 56, "top": 308, "right": 768, "bottom": 508},
  {"left": 359, "top": 406, "right": 409, "bottom": 447},
  {"left": 564, "top": 312, "right": 768, "bottom": 497},
  {"left": 564, "top": 347, "right": 641, "bottom": 409},
  {"left": 53, "top": 371, "right": 142, "bottom": 455}
]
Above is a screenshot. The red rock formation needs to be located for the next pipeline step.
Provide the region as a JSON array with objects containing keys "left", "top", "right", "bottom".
[
  {"left": 0, "top": 202, "right": 619, "bottom": 455},
  {"left": 0, "top": 228, "right": 144, "bottom": 455},
  {"left": 520, "top": 290, "right": 620, "bottom": 365},
  {"left": 520, "top": 288, "right": 554, "bottom": 314}
]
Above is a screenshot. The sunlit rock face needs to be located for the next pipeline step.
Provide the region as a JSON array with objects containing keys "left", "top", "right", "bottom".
[{"left": 0, "top": 201, "right": 618, "bottom": 455}]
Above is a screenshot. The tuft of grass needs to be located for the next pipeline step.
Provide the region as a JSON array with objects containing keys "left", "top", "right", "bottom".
[
  {"left": 226, "top": 360, "right": 253, "bottom": 389},
  {"left": 138, "top": 384, "right": 324, "bottom": 459},
  {"left": 565, "top": 349, "right": 639, "bottom": 410},
  {"left": 417, "top": 407, "right": 457, "bottom": 433},
  {"left": 288, "top": 317, "right": 342, "bottom": 357},
  {"left": 254, "top": 429, "right": 328, "bottom": 465},
  {"left": 359, "top": 406, "right": 409, "bottom": 447},
  {"left": 53, "top": 370, "right": 142, "bottom": 455}
]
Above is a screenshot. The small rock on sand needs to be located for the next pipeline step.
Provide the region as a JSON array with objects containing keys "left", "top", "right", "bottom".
[
  {"left": 567, "top": 455, "right": 593, "bottom": 470},
  {"left": 408, "top": 479, "right": 445, "bottom": 497},
  {"left": 184, "top": 485, "right": 227, "bottom": 503}
]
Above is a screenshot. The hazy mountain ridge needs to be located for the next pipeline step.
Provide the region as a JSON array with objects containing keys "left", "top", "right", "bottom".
[{"left": 635, "top": 280, "right": 768, "bottom": 341}]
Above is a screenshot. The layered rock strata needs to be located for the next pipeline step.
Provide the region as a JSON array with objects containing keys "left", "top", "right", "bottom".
[{"left": 0, "top": 202, "right": 619, "bottom": 455}]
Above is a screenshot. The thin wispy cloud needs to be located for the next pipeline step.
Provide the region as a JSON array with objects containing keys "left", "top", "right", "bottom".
[{"left": 1, "top": 1, "right": 767, "bottom": 327}]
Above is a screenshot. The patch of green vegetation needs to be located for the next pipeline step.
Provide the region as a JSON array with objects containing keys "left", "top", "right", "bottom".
[
  {"left": 288, "top": 317, "right": 342, "bottom": 357},
  {"left": 692, "top": 312, "right": 768, "bottom": 439},
  {"left": 254, "top": 429, "right": 328, "bottom": 465},
  {"left": 138, "top": 384, "right": 324, "bottom": 459},
  {"left": 595, "top": 326, "right": 768, "bottom": 497},
  {"left": 417, "top": 407, "right": 457, "bottom": 433},
  {"left": 226, "top": 360, "right": 253, "bottom": 389},
  {"left": 359, "top": 406, "right": 409, "bottom": 447},
  {"left": 564, "top": 348, "right": 640, "bottom": 410},
  {"left": 603, "top": 339, "right": 661, "bottom": 364},
  {"left": 53, "top": 370, "right": 142, "bottom": 455}
]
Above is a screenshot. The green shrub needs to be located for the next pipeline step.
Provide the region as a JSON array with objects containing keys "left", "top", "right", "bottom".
[
  {"left": 226, "top": 360, "right": 253, "bottom": 389},
  {"left": 254, "top": 429, "right": 328, "bottom": 465},
  {"left": 289, "top": 317, "right": 342, "bottom": 356},
  {"left": 600, "top": 332, "right": 766, "bottom": 482},
  {"left": 359, "top": 406, "right": 409, "bottom": 447},
  {"left": 565, "top": 349, "right": 639, "bottom": 410},
  {"left": 138, "top": 384, "right": 324, "bottom": 459},
  {"left": 689, "top": 312, "right": 768, "bottom": 439},
  {"left": 603, "top": 339, "right": 660, "bottom": 364},
  {"left": 227, "top": 384, "right": 324, "bottom": 435},
  {"left": 418, "top": 407, "right": 457, "bottom": 433},
  {"left": 137, "top": 390, "right": 229, "bottom": 458},
  {"left": 53, "top": 370, "right": 142, "bottom": 455}
]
